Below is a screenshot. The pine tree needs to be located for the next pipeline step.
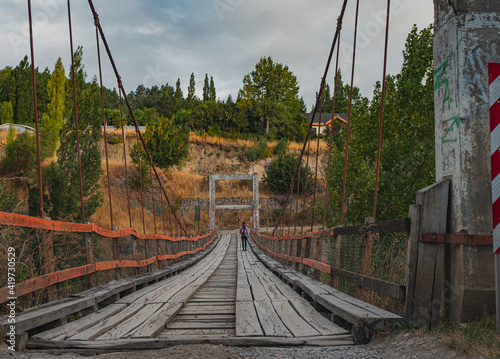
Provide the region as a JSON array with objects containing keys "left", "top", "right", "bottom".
[
  {"left": 46, "top": 58, "right": 66, "bottom": 131},
  {"left": 174, "top": 77, "right": 183, "bottom": 112},
  {"left": 203, "top": 74, "right": 209, "bottom": 102},
  {"left": 209, "top": 76, "right": 216, "bottom": 102},
  {"left": 12, "top": 56, "right": 34, "bottom": 125},
  {"left": 54, "top": 47, "right": 103, "bottom": 221},
  {"left": 0, "top": 102, "right": 13, "bottom": 124},
  {"left": 187, "top": 72, "right": 196, "bottom": 108}
]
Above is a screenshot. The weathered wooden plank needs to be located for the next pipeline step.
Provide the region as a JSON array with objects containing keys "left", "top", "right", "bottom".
[
  {"left": 97, "top": 303, "right": 163, "bottom": 340},
  {"left": 32, "top": 304, "right": 127, "bottom": 341},
  {"left": 316, "top": 282, "right": 401, "bottom": 321},
  {"left": 235, "top": 301, "right": 263, "bottom": 337},
  {"left": 69, "top": 303, "right": 145, "bottom": 341},
  {"left": 254, "top": 301, "right": 291, "bottom": 337},
  {"left": 266, "top": 276, "right": 348, "bottom": 336},
  {"left": 271, "top": 301, "right": 320, "bottom": 337},
  {"left": 166, "top": 321, "right": 234, "bottom": 330},
  {"left": 115, "top": 278, "right": 175, "bottom": 304},
  {"left": 2, "top": 297, "right": 96, "bottom": 334},
  {"left": 181, "top": 305, "right": 235, "bottom": 314},
  {"left": 28, "top": 335, "right": 354, "bottom": 351},
  {"left": 315, "top": 294, "right": 382, "bottom": 330},
  {"left": 236, "top": 284, "right": 253, "bottom": 302},
  {"left": 159, "top": 329, "right": 235, "bottom": 338},
  {"left": 131, "top": 302, "right": 183, "bottom": 338}
]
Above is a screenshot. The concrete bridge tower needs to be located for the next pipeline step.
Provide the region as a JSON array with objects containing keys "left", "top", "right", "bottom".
[{"left": 433, "top": 0, "right": 500, "bottom": 325}]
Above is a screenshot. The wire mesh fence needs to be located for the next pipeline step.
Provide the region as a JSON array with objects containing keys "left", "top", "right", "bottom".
[
  {"left": 0, "top": 218, "right": 217, "bottom": 314},
  {"left": 251, "top": 219, "right": 410, "bottom": 316}
]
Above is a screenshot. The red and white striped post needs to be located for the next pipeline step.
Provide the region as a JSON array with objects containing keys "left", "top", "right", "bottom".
[{"left": 489, "top": 62, "right": 500, "bottom": 333}]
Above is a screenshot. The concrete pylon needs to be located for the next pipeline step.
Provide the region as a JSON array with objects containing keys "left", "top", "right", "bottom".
[{"left": 434, "top": 0, "right": 500, "bottom": 324}]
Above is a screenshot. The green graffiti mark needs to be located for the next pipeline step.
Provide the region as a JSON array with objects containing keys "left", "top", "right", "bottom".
[
  {"left": 434, "top": 60, "right": 451, "bottom": 112},
  {"left": 442, "top": 115, "right": 459, "bottom": 143},
  {"left": 434, "top": 61, "right": 451, "bottom": 112},
  {"left": 434, "top": 61, "right": 448, "bottom": 90}
]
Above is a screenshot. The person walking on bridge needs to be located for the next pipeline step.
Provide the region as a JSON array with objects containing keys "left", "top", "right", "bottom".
[{"left": 240, "top": 222, "right": 248, "bottom": 251}]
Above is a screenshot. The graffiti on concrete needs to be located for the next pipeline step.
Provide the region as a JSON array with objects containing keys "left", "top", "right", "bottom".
[{"left": 435, "top": 52, "right": 459, "bottom": 144}]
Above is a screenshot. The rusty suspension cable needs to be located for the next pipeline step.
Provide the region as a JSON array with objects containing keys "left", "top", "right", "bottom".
[
  {"left": 95, "top": 21, "right": 114, "bottom": 230},
  {"left": 340, "top": 0, "right": 361, "bottom": 226},
  {"left": 323, "top": 21, "right": 343, "bottom": 229},
  {"left": 271, "top": 0, "right": 350, "bottom": 236},
  {"left": 27, "top": 0, "right": 44, "bottom": 218},
  {"left": 372, "top": 0, "right": 392, "bottom": 221},
  {"left": 67, "top": 0, "right": 86, "bottom": 224},
  {"left": 87, "top": 0, "right": 187, "bottom": 236}
]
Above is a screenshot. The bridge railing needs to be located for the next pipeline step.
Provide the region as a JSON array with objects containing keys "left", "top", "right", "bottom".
[
  {"left": 0, "top": 212, "right": 218, "bottom": 309},
  {"left": 250, "top": 217, "right": 411, "bottom": 316}
]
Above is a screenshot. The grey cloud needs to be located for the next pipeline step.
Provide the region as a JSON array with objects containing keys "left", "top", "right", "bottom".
[{"left": 0, "top": 0, "right": 434, "bottom": 107}]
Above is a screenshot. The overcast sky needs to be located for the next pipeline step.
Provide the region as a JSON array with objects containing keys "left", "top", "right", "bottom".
[{"left": 0, "top": 0, "right": 434, "bottom": 109}]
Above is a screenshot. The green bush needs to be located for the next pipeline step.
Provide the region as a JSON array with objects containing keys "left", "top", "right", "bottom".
[
  {"left": 246, "top": 146, "right": 259, "bottom": 162},
  {"left": 264, "top": 154, "right": 313, "bottom": 195},
  {"left": 107, "top": 133, "right": 123, "bottom": 145},
  {"left": 273, "top": 138, "right": 288, "bottom": 157},
  {"left": 0, "top": 180, "right": 19, "bottom": 212},
  {"left": 2, "top": 132, "right": 37, "bottom": 174},
  {"left": 245, "top": 140, "right": 272, "bottom": 162}
]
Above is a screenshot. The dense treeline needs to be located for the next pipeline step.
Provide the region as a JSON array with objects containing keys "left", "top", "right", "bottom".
[{"left": 0, "top": 56, "right": 310, "bottom": 143}]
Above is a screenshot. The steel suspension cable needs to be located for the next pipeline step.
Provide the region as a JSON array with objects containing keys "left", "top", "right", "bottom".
[
  {"left": 95, "top": 21, "right": 114, "bottom": 230},
  {"left": 311, "top": 83, "right": 326, "bottom": 231},
  {"left": 301, "top": 135, "right": 312, "bottom": 233},
  {"left": 159, "top": 180, "right": 166, "bottom": 235},
  {"left": 136, "top": 131, "right": 146, "bottom": 234},
  {"left": 87, "top": 0, "right": 187, "bottom": 236},
  {"left": 119, "top": 89, "right": 132, "bottom": 228},
  {"left": 372, "top": 0, "right": 392, "bottom": 221},
  {"left": 27, "top": 0, "right": 44, "bottom": 218},
  {"left": 340, "top": 0, "right": 361, "bottom": 226},
  {"left": 168, "top": 204, "right": 173, "bottom": 237},
  {"left": 271, "top": 0, "right": 350, "bottom": 236},
  {"left": 293, "top": 161, "right": 302, "bottom": 233},
  {"left": 150, "top": 164, "right": 157, "bottom": 234},
  {"left": 323, "top": 23, "right": 343, "bottom": 229},
  {"left": 67, "top": 0, "right": 86, "bottom": 223}
]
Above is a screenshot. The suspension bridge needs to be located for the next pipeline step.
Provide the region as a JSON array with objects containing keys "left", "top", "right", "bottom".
[{"left": 1, "top": 0, "right": 500, "bottom": 353}]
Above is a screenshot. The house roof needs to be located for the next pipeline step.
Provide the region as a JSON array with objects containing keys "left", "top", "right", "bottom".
[{"left": 307, "top": 113, "right": 348, "bottom": 126}]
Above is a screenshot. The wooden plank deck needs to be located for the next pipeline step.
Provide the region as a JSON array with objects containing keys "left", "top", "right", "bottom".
[{"left": 28, "top": 231, "right": 354, "bottom": 351}]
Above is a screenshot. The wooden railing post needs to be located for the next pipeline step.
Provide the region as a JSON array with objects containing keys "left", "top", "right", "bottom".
[
  {"left": 132, "top": 235, "right": 138, "bottom": 275},
  {"left": 144, "top": 235, "right": 150, "bottom": 273},
  {"left": 314, "top": 235, "right": 322, "bottom": 280},
  {"left": 156, "top": 236, "right": 160, "bottom": 271},
  {"left": 296, "top": 237, "right": 303, "bottom": 272},
  {"left": 302, "top": 237, "right": 311, "bottom": 276},
  {"left": 361, "top": 217, "right": 375, "bottom": 299},
  {"left": 84, "top": 221, "right": 94, "bottom": 289},
  {"left": 404, "top": 204, "right": 421, "bottom": 324},
  {"left": 330, "top": 225, "right": 342, "bottom": 289},
  {"left": 112, "top": 226, "right": 120, "bottom": 280}
]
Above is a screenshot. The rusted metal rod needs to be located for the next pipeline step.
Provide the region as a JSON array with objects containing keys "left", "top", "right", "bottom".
[
  {"left": 87, "top": 0, "right": 187, "bottom": 236},
  {"left": 119, "top": 89, "right": 132, "bottom": 228},
  {"left": 340, "top": 0, "right": 361, "bottom": 226},
  {"left": 95, "top": 22, "right": 114, "bottom": 230},
  {"left": 373, "top": 0, "right": 392, "bottom": 221},
  {"left": 67, "top": 0, "right": 86, "bottom": 223},
  {"left": 323, "top": 21, "right": 343, "bottom": 229},
  {"left": 272, "top": 0, "right": 349, "bottom": 236},
  {"left": 27, "top": 0, "right": 44, "bottom": 218}
]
